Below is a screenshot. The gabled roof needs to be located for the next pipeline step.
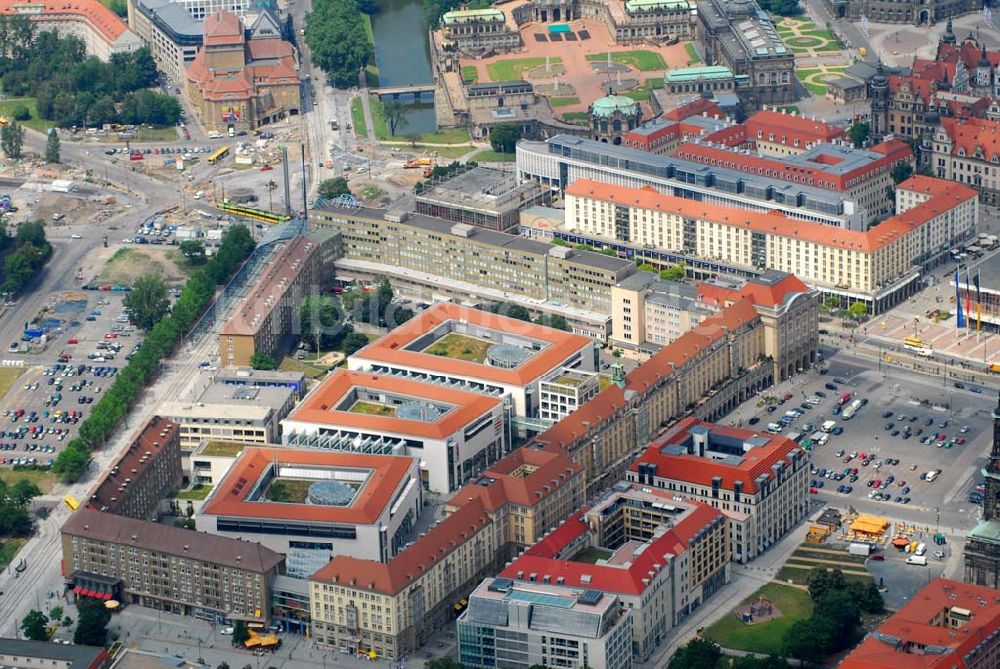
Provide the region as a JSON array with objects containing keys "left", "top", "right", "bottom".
[
  {"left": 448, "top": 446, "right": 582, "bottom": 511},
  {"left": 840, "top": 578, "right": 1000, "bottom": 669},
  {"left": 745, "top": 110, "right": 846, "bottom": 147},
  {"left": 662, "top": 97, "right": 722, "bottom": 121},
  {"left": 204, "top": 11, "right": 244, "bottom": 46},
  {"left": 311, "top": 496, "right": 492, "bottom": 593},
  {"left": 939, "top": 116, "right": 1000, "bottom": 161},
  {"left": 629, "top": 417, "right": 802, "bottom": 494},
  {"left": 0, "top": 0, "right": 130, "bottom": 42}
]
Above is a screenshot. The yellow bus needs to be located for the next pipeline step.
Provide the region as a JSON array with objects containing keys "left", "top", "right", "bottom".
[
  {"left": 208, "top": 146, "right": 229, "bottom": 165},
  {"left": 64, "top": 495, "right": 80, "bottom": 510}
]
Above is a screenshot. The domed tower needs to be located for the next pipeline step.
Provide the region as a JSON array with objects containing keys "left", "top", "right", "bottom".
[
  {"left": 870, "top": 60, "right": 890, "bottom": 140},
  {"left": 977, "top": 45, "right": 993, "bottom": 92},
  {"left": 940, "top": 17, "right": 957, "bottom": 46},
  {"left": 589, "top": 91, "right": 641, "bottom": 144}
]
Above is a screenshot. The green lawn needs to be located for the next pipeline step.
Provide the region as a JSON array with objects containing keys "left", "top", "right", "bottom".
[
  {"left": 350, "top": 400, "right": 396, "bottom": 416},
  {"left": 200, "top": 441, "right": 247, "bottom": 456},
  {"left": 266, "top": 479, "right": 313, "bottom": 503},
  {"left": 622, "top": 78, "right": 664, "bottom": 101},
  {"left": 412, "top": 128, "right": 471, "bottom": 144},
  {"left": 776, "top": 565, "right": 874, "bottom": 586},
  {"left": 0, "top": 467, "right": 56, "bottom": 494},
  {"left": 0, "top": 368, "right": 25, "bottom": 401},
  {"left": 368, "top": 94, "right": 389, "bottom": 140},
  {"left": 684, "top": 42, "right": 703, "bottom": 65},
  {"left": 0, "top": 539, "right": 26, "bottom": 572},
  {"left": 585, "top": 51, "right": 666, "bottom": 71},
  {"left": 475, "top": 150, "right": 516, "bottom": 163},
  {"left": 486, "top": 57, "right": 560, "bottom": 82},
  {"left": 364, "top": 65, "right": 380, "bottom": 88},
  {"left": 702, "top": 583, "right": 813, "bottom": 655},
  {"left": 280, "top": 355, "right": 329, "bottom": 379},
  {"left": 175, "top": 485, "right": 212, "bottom": 500},
  {"left": 410, "top": 144, "right": 472, "bottom": 159},
  {"left": 0, "top": 98, "right": 53, "bottom": 134},
  {"left": 462, "top": 66, "right": 479, "bottom": 84},
  {"left": 549, "top": 96, "right": 580, "bottom": 107},
  {"left": 561, "top": 111, "right": 590, "bottom": 125},
  {"left": 425, "top": 332, "right": 492, "bottom": 362},
  {"left": 350, "top": 97, "right": 368, "bottom": 138},
  {"left": 572, "top": 546, "right": 614, "bottom": 563}
]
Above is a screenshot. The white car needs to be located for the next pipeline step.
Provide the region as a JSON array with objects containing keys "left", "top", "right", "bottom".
[
  {"left": 71, "top": 234, "right": 82, "bottom": 239},
  {"left": 933, "top": 550, "right": 945, "bottom": 560},
  {"left": 221, "top": 626, "right": 234, "bottom": 635}
]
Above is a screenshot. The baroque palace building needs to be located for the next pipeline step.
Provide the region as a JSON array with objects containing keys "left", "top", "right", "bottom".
[{"left": 823, "top": 0, "right": 979, "bottom": 24}]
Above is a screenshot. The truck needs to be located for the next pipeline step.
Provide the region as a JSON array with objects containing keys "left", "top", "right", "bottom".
[
  {"left": 841, "top": 399, "right": 863, "bottom": 420},
  {"left": 837, "top": 392, "right": 852, "bottom": 405},
  {"left": 915, "top": 542, "right": 927, "bottom": 556},
  {"left": 767, "top": 422, "right": 782, "bottom": 433},
  {"left": 403, "top": 158, "right": 433, "bottom": 168},
  {"left": 905, "top": 555, "right": 927, "bottom": 566},
  {"left": 809, "top": 431, "right": 828, "bottom": 446},
  {"left": 821, "top": 420, "right": 837, "bottom": 433},
  {"left": 848, "top": 543, "right": 871, "bottom": 557}
]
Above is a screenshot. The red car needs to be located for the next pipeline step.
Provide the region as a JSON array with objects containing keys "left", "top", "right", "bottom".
[
  {"left": 957, "top": 437, "right": 966, "bottom": 445},
  {"left": 260, "top": 164, "right": 273, "bottom": 171},
  {"left": 104, "top": 333, "right": 118, "bottom": 339},
  {"left": 869, "top": 553, "right": 885, "bottom": 561},
  {"left": 67, "top": 338, "right": 78, "bottom": 345},
  {"left": 809, "top": 487, "right": 819, "bottom": 494},
  {"left": 937, "top": 433, "right": 947, "bottom": 442},
  {"left": 783, "top": 392, "right": 794, "bottom": 401}
]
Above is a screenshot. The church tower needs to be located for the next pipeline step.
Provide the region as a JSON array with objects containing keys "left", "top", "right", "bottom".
[
  {"left": 963, "top": 389, "right": 1000, "bottom": 588},
  {"left": 870, "top": 61, "right": 890, "bottom": 140}
]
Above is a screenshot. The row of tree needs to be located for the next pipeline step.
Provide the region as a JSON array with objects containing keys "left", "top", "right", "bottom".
[
  {"left": 0, "top": 220, "right": 52, "bottom": 297},
  {"left": 305, "top": 0, "right": 375, "bottom": 87},
  {"left": 0, "top": 27, "right": 176, "bottom": 128},
  {"left": 489, "top": 302, "right": 570, "bottom": 331},
  {"left": 22, "top": 598, "right": 109, "bottom": 646},
  {"left": 52, "top": 226, "right": 255, "bottom": 482},
  {"left": 669, "top": 639, "right": 791, "bottom": 669},
  {"left": 0, "top": 477, "right": 41, "bottom": 536}
]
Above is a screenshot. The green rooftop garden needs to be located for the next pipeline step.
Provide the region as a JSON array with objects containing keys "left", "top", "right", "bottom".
[
  {"left": 349, "top": 400, "right": 397, "bottom": 417},
  {"left": 200, "top": 442, "right": 246, "bottom": 457},
  {"left": 424, "top": 332, "right": 492, "bottom": 363}
]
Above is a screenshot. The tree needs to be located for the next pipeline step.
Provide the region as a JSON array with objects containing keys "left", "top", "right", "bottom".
[
  {"left": 848, "top": 301, "right": 867, "bottom": 320},
  {"left": 823, "top": 295, "right": 841, "bottom": 310},
  {"left": 848, "top": 121, "right": 870, "bottom": 148},
  {"left": 846, "top": 580, "right": 885, "bottom": 613},
  {"left": 304, "top": 0, "right": 374, "bottom": 87},
  {"left": 51, "top": 441, "right": 90, "bottom": 483},
  {"left": 1, "top": 120, "right": 24, "bottom": 159},
  {"left": 782, "top": 617, "right": 832, "bottom": 665},
  {"left": 217, "top": 663, "right": 230, "bottom": 669},
  {"left": 492, "top": 302, "right": 531, "bottom": 322},
  {"left": 534, "top": 313, "right": 569, "bottom": 331},
  {"left": 815, "top": 589, "right": 861, "bottom": 646},
  {"left": 490, "top": 124, "right": 522, "bottom": 153},
  {"left": 668, "top": 638, "right": 721, "bottom": 669},
  {"left": 49, "top": 606, "right": 64, "bottom": 622},
  {"left": 251, "top": 352, "right": 277, "bottom": 370},
  {"left": 123, "top": 274, "right": 170, "bottom": 331},
  {"left": 382, "top": 98, "right": 409, "bottom": 137},
  {"left": 300, "top": 295, "right": 347, "bottom": 352},
  {"left": 891, "top": 161, "right": 914, "bottom": 184},
  {"left": 660, "top": 262, "right": 686, "bottom": 281},
  {"left": 423, "top": 659, "right": 462, "bottom": 669},
  {"left": 405, "top": 132, "right": 421, "bottom": 148},
  {"left": 342, "top": 332, "right": 370, "bottom": 356},
  {"left": 21, "top": 610, "right": 49, "bottom": 641},
  {"left": 179, "top": 240, "right": 207, "bottom": 265},
  {"left": 231, "top": 620, "right": 250, "bottom": 647},
  {"left": 317, "top": 177, "right": 351, "bottom": 199},
  {"left": 806, "top": 567, "right": 846, "bottom": 603},
  {"left": 44, "top": 128, "right": 60, "bottom": 164},
  {"left": 9, "top": 478, "right": 41, "bottom": 505},
  {"left": 10, "top": 104, "right": 29, "bottom": 121},
  {"left": 74, "top": 597, "right": 111, "bottom": 646}
]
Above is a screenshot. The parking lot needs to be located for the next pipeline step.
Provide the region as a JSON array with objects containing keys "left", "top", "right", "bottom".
[
  {"left": 1, "top": 292, "right": 143, "bottom": 467},
  {"left": 730, "top": 354, "right": 993, "bottom": 527}
]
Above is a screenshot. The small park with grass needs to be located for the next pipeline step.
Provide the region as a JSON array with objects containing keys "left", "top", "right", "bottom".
[
  {"left": 796, "top": 66, "right": 846, "bottom": 96},
  {"left": 585, "top": 50, "right": 666, "bottom": 71},
  {"left": 487, "top": 57, "right": 563, "bottom": 81},
  {"left": 776, "top": 18, "right": 844, "bottom": 54},
  {"left": 703, "top": 582, "right": 813, "bottom": 656}
]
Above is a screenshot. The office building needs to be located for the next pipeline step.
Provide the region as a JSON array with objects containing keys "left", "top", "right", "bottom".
[
  {"left": 347, "top": 303, "right": 598, "bottom": 418},
  {"left": 697, "top": 0, "right": 794, "bottom": 108},
  {"left": 499, "top": 485, "right": 729, "bottom": 661},
  {"left": 610, "top": 273, "right": 713, "bottom": 355},
  {"left": 128, "top": 0, "right": 210, "bottom": 81},
  {"left": 86, "top": 416, "right": 181, "bottom": 520},
  {"left": 839, "top": 578, "right": 1000, "bottom": 669},
  {"left": 0, "top": 0, "right": 142, "bottom": 61},
  {"left": 538, "top": 367, "right": 601, "bottom": 422},
  {"left": 184, "top": 10, "right": 300, "bottom": 132},
  {"left": 415, "top": 166, "right": 552, "bottom": 234},
  {"left": 310, "top": 203, "right": 634, "bottom": 339},
  {"left": 457, "top": 577, "right": 633, "bottom": 669},
  {"left": 282, "top": 369, "right": 509, "bottom": 493},
  {"left": 160, "top": 380, "right": 295, "bottom": 464},
  {"left": 629, "top": 417, "right": 809, "bottom": 563},
  {"left": 197, "top": 448, "right": 422, "bottom": 573},
  {"left": 0, "top": 640, "right": 108, "bottom": 669},
  {"left": 219, "top": 230, "right": 340, "bottom": 367},
  {"left": 62, "top": 507, "right": 284, "bottom": 622},
  {"left": 565, "top": 176, "right": 978, "bottom": 312},
  {"left": 213, "top": 367, "right": 307, "bottom": 397}
]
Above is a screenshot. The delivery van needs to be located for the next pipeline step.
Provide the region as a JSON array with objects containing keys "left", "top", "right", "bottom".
[{"left": 906, "top": 555, "right": 927, "bottom": 566}]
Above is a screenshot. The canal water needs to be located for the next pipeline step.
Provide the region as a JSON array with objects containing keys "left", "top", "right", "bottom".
[{"left": 370, "top": 0, "right": 437, "bottom": 134}]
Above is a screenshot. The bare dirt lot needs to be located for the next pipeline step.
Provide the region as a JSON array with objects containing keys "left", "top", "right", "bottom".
[{"left": 93, "top": 246, "right": 191, "bottom": 287}]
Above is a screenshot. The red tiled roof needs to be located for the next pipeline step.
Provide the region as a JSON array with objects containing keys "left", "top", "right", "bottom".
[
  {"left": 500, "top": 500, "right": 723, "bottom": 596},
  {"left": 889, "top": 75, "right": 937, "bottom": 103},
  {"left": 840, "top": 578, "right": 1000, "bottom": 669},
  {"left": 88, "top": 416, "right": 178, "bottom": 513},
  {"left": 311, "top": 496, "right": 492, "bottom": 593},
  {"left": 940, "top": 116, "right": 1000, "bottom": 161},
  {"left": 0, "top": 0, "right": 129, "bottom": 42},
  {"left": 246, "top": 38, "right": 294, "bottom": 60},
  {"left": 352, "top": 303, "right": 593, "bottom": 387},
  {"left": 448, "top": 446, "right": 582, "bottom": 511},
  {"left": 201, "top": 448, "right": 416, "bottom": 526},
  {"left": 738, "top": 274, "right": 810, "bottom": 309},
  {"left": 662, "top": 98, "right": 722, "bottom": 121},
  {"left": 563, "top": 180, "right": 920, "bottom": 253},
  {"left": 937, "top": 41, "right": 1000, "bottom": 71},
  {"left": 286, "top": 370, "right": 501, "bottom": 440},
  {"left": 629, "top": 417, "right": 801, "bottom": 494},
  {"left": 744, "top": 110, "right": 846, "bottom": 147},
  {"left": 204, "top": 11, "right": 244, "bottom": 46}
]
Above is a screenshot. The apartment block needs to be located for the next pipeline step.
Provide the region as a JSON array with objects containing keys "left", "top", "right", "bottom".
[
  {"left": 566, "top": 176, "right": 978, "bottom": 313},
  {"left": 310, "top": 203, "right": 634, "bottom": 339},
  {"left": 611, "top": 273, "right": 713, "bottom": 355},
  {"left": 457, "top": 578, "right": 634, "bottom": 669},
  {"left": 219, "top": 230, "right": 340, "bottom": 367},
  {"left": 499, "top": 484, "right": 729, "bottom": 661},
  {"left": 630, "top": 418, "right": 809, "bottom": 563},
  {"left": 86, "top": 416, "right": 181, "bottom": 520},
  {"left": 62, "top": 508, "right": 284, "bottom": 621},
  {"left": 538, "top": 367, "right": 601, "bottom": 422}
]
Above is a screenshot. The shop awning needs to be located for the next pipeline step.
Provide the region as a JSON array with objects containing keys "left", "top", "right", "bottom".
[
  {"left": 73, "top": 586, "right": 83, "bottom": 595},
  {"left": 99, "top": 592, "right": 112, "bottom": 600}
]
